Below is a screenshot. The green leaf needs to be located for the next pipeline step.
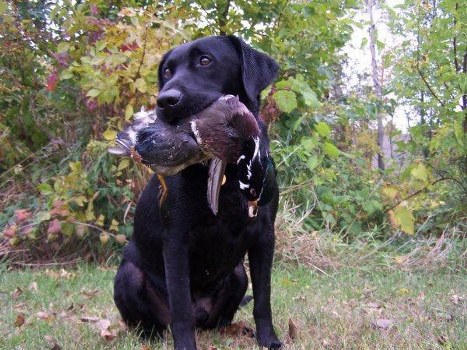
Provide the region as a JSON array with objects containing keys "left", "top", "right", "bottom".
[
  {"left": 103, "top": 129, "right": 117, "bottom": 141},
  {"left": 306, "top": 155, "right": 319, "bottom": 171},
  {"left": 301, "top": 136, "right": 317, "bottom": 151},
  {"left": 38, "top": 183, "right": 54, "bottom": 195},
  {"left": 410, "top": 162, "right": 428, "bottom": 184},
  {"left": 394, "top": 206, "right": 415, "bottom": 235},
  {"left": 124, "top": 104, "right": 134, "bottom": 120},
  {"left": 323, "top": 142, "right": 339, "bottom": 158},
  {"left": 272, "top": 90, "right": 297, "bottom": 113},
  {"left": 57, "top": 42, "right": 69, "bottom": 53},
  {"left": 86, "top": 88, "right": 101, "bottom": 98},
  {"left": 315, "top": 122, "right": 331, "bottom": 138},
  {"left": 135, "top": 78, "right": 147, "bottom": 93}
]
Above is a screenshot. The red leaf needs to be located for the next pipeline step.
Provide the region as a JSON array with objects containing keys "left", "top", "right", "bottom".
[
  {"left": 47, "top": 219, "right": 62, "bottom": 234},
  {"left": 15, "top": 209, "right": 32, "bottom": 222},
  {"left": 46, "top": 70, "right": 58, "bottom": 92}
]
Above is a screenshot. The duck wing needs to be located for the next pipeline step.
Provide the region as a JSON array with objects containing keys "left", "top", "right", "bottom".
[{"left": 207, "top": 157, "right": 226, "bottom": 215}]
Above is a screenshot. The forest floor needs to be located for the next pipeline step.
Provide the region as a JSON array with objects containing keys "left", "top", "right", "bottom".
[{"left": 1, "top": 252, "right": 465, "bottom": 350}]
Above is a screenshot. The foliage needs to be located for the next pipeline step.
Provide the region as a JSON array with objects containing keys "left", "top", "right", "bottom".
[{"left": 1, "top": 0, "right": 465, "bottom": 262}]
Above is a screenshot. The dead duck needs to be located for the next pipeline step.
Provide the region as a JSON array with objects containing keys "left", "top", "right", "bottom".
[
  {"left": 189, "top": 95, "right": 264, "bottom": 217},
  {"left": 109, "top": 96, "right": 267, "bottom": 217}
]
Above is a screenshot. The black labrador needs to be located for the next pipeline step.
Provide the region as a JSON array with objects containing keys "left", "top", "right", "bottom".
[{"left": 114, "top": 35, "right": 281, "bottom": 350}]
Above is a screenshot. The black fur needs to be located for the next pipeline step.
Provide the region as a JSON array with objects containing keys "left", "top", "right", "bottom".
[{"left": 114, "top": 36, "right": 281, "bottom": 350}]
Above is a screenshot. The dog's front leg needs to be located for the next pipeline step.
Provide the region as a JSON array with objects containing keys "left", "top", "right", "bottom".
[
  {"left": 163, "top": 234, "right": 196, "bottom": 350},
  {"left": 248, "top": 227, "right": 282, "bottom": 349}
]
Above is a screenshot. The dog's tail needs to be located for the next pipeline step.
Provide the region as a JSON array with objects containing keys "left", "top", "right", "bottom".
[{"left": 239, "top": 295, "right": 253, "bottom": 308}]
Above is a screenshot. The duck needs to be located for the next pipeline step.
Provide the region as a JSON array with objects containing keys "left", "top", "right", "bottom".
[
  {"left": 189, "top": 95, "right": 266, "bottom": 217},
  {"left": 109, "top": 96, "right": 268, "bottom": 217},
  {"left": 108, "top": 107, "right": 206, "bottom": 208}
]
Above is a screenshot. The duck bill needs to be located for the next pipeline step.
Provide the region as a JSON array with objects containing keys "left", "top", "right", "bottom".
[{"left": 248, "top": 200, "right": 258, "bottom": 218}]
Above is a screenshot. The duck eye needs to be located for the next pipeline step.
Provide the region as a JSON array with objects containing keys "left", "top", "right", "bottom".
[
  {"left": 163, "top": 67, "right": 172, "bottom": 78},
  {"left": 199, "top": 56, "right": 212, "bottom": 66},
  {"left": 250, "top": 189, "right": 257, "bottom": 197}
]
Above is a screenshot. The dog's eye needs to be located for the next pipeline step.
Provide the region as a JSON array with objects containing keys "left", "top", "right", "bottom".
[
  {"left": 163, "top": 68, "right": 172, "bottom": 78},
  {"left": 199, "top": 56, "right": 212, "bottom": 66}
]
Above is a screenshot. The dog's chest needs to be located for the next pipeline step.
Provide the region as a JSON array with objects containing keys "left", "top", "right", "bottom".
[{"left": 187, "top": 208, "right": 255, "bottom": 287}]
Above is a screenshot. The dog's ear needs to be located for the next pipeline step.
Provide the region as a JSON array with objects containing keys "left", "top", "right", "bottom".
[
  {"left": 229, "top": 36, "right": 279, "bottom": 112},
  {"left": 157, "top": 49, "right": 173, "bottom": 90}
]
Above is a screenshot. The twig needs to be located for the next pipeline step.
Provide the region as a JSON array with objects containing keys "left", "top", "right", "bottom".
[{"left": 384, "top": 177, "right": 452, "bottom": 212}]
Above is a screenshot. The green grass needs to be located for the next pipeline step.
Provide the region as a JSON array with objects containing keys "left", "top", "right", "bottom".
[{"left": 0, "top": 262, "right": 465, "bottom": 349}]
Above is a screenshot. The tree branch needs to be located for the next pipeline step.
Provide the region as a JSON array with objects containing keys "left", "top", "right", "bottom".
[
  {"left": 385, "top": 177, "right": 454, "bottom": 212},
  {"left": 415, "top": 65, "right": 445, "bottom": 107}
]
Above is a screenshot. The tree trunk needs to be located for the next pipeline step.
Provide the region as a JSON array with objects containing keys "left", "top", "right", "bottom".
[{"left": 367, "top": 0, "right": 385, "bottom": 170}]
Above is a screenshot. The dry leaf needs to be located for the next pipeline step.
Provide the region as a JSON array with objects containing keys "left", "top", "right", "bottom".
[
  {"left": 450, "top": 294, "right": 464, "bottom": 305},
  {"left": 12, "top": 287, "right": 22, "bottom": 299},
  {"left": 80, "top": 316, "right": 100, "bottom": 322},
  {"left": 29, "top": 281, "right": 38, "bottom": 292},
  {"left": 287, "top": 318, "right": 297, "bottom": 340},
  {"left": 44, "top": 335, "right": 62, "bottom": 350},
  {"left": 14, "top": 313, "right": 25, "bottom": 327},
  {"left": 82, "top": 289, "right": 99, "bottom": 298},
  {"left": 37, "top": 311, "right": 50, "bottom": 320},
  {"left": 371, "top": 318, "right": 394, "bottom": 329},
  {"left": 95, "top": 318, "right": 111, "bottom": 331},
  {"left": 100, "top": 329, "right": 117, "bottom": 341}
]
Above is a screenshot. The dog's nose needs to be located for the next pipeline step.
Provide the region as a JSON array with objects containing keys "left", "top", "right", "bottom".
[{"left": 157, "top": 89, "right": 181, "bottom": 109}]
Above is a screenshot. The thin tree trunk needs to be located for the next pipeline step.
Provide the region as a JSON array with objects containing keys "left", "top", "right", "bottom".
[{"left": 367, "top": 0, "right": 385, "bottom": 170}]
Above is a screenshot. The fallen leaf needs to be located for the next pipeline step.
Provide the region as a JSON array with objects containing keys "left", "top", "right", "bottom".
[
  {"left": 29, "top": 281, "right": 38, "bottom": 292},
  {"left": 100, "top": 329, "right": 117, "bottom": 341},
  {"left": 80, "top": 316, "right": 100, "bottom": 322},
  {"left": 437, "top": 335, "right": 449, "bottom": 345},
  {"left": 95, "top": 318, "right": 111, "bottom": 331},
  {"left": 82, "top": 289, "right": 99, "bottom": 298},
  {"left": 450, "top": 294, "right": 464, "bottom": 305},
  {"left": 141, "top": 345, "right": 151, "bottom": 350},
  {"left": 37, "top": 311, "right": 50, "bottom": 320},
  {"left": 287, "top": 318, "right": 298, "bottom": 340},
  {"left": 14, "top": 313, "right": 25, "bottom": 327},
  {"left": 371, "top": 318, "right": 394, "bottom": 329},
  {"left": 12, "top": 287, "right": 23, "bottom": 299},
  {"left": 44, "top": 335, "right": 62, "bottom": 350},
  {"left": 366, "top": 302, "right": 381, "bottom": 309}
]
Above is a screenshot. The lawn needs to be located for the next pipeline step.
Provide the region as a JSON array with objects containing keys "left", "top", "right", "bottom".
[{"left": 1, "top": 259, "right": 465, "bottom": 349}]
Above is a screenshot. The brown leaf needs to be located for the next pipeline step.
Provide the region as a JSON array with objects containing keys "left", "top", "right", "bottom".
[
  {"left": 80, "top": 316, "right": 100, "bottom": 323},
  {"left": 220, "top": 321, "right": 254, "bottom": 337},
  {"left": 29, "top": 281, "right": 38, "bottom": 292},
  {"left": 14, "top": 313, "right": 25, "bottom": 327},
  {"left": 37, "top": 311, "right": 50, "bottom": 320},
  {"left": 44, "top": 335, "right": 62, "bottom": 350},
  {"left": 287, "top": 318, "right": 298, "bottom": 340},
  {"left": 140, "top": 345, "right": 151, "bottom": 350},
  {"left": 100, "top": 329, "right": 117, "bottom": 341},
  {"left": 450, "top": 294, "right": 464, "bottom": 305},
  {"left": 12, "top": 287, "right": 23, "bottom": 299},
  {"left": 82, "top": 289, "right": 99, "bottom": 298},
  {"left": 95, "top": 318, "right": 111, "bottom": 331},
  {"left": 371, "top": 318, "right": 394, "bottom": 329}
]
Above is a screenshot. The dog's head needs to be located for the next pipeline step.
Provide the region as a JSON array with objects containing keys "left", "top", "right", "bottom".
[{"left": 156, "top": 36, "right": 279, "bottom": 124}]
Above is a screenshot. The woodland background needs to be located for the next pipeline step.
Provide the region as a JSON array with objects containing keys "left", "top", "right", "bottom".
[{"left": 0, "top": 0, "right": 465, "bottom": 266}]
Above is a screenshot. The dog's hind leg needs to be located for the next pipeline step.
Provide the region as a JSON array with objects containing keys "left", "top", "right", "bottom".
[
  {"left": 198, "top": 262, "right": 248, "bottom": 329},
  {"left": 114, "top": 260, "right": 170, "bottom": 338}
]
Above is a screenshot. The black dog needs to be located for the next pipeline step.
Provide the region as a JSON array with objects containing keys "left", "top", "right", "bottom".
[{"left": 114, "top": 35, "right": 281, "bottom": 350}]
